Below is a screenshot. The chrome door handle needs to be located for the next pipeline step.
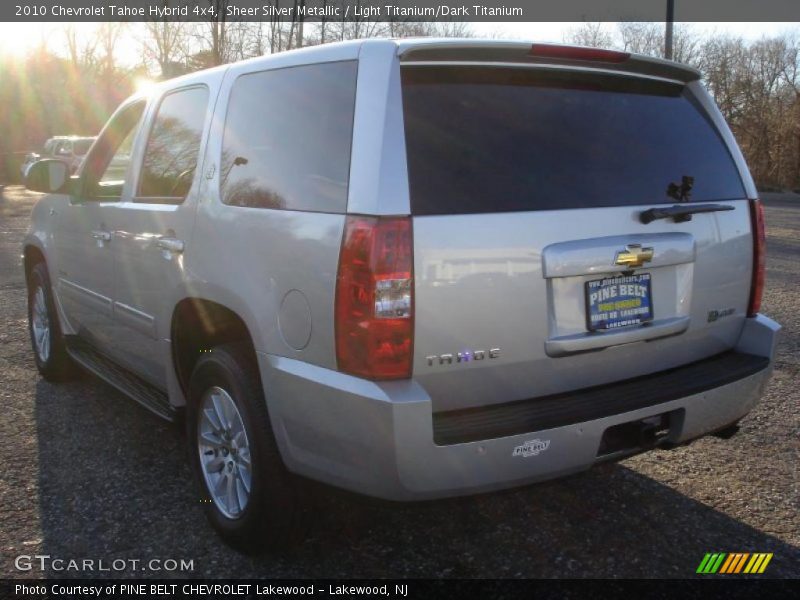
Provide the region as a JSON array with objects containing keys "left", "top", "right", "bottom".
[
  {"left": 157, "top": 238, "right": 185, "bottom": 253},
  {"left": 91, "top": 230, "right": 112, "bottom": 242}
]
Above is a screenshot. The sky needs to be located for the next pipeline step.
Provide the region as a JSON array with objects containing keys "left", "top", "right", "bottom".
[
  {"left": 471, "top": 21, "right": 799, "bottom": 41},
  {"left": 0, "top": 21, "right": 797, "bottom": 66}
]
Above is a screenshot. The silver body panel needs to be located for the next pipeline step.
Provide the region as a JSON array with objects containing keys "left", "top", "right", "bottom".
[
  {"left": 411, "top": 202, "right": 751, "bottom": 412},
  {"left": 23, "top": 38, "right": 780, "bottom": 501},
  {"left": 260, "top": 315, "right": 778, "bottom": 500}
]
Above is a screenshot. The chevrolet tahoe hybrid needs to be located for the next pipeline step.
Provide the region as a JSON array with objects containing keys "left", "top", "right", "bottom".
[{"left": 22, "top": 39, "right": 780, "bottom": 551}]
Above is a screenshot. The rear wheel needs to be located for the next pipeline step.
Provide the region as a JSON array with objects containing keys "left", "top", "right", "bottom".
[
  {"left": 27, "top": 262, "right": 76, "bottom": 381},
  {"left": 187, "top": 342, "right": 301, "bottom": 553}
]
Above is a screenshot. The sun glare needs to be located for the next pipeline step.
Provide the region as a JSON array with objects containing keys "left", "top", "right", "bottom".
[
  {"left": 0, "top": 23, "right": 138, "bottom": 62},
  {"left": 134, "top": 77, "right": 157, "bottom": 93},
  {"left": 0, "top": 23, "right": 45, "bottom": 57}
]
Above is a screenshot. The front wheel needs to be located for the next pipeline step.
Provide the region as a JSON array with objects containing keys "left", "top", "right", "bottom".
[
  {"left": 27, "top": 262, "right": 76, "bottom": 381},
  {"left": 187, "top": 342, "right": 302, "bottom": 553}
]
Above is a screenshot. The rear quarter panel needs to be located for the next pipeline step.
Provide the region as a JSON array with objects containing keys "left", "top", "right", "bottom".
[{"left": 183, "top": 43, "right": 363, "bottom": 368}]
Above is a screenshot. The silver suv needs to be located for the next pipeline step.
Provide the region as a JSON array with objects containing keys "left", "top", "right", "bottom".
[{"left": 22, "top": 39, "right": 780, "bottom": 552}]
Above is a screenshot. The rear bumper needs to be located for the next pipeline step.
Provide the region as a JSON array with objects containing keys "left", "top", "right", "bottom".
[{"left": 258, "top": 314, "right": 780, "bottom": 501}]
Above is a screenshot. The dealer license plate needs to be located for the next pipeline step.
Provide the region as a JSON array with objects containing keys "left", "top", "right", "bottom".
[{"left": 585, "top": 273, "right": 653, "bottom": 331}]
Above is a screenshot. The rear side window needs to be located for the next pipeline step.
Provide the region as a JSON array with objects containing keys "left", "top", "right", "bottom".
[
  {"left": 138, "top": 86, "right": 209, "bottom": 202},
  {"left": 220, "top": 61, "right": 357, "bottom": 212},
  {"left": 401, "top": 67, "right": 746, "bottom": 215}
]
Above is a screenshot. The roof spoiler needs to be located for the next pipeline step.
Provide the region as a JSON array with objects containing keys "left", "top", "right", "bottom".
[{"left": 398, "top": 42, "right": 701, "bottom": 84}]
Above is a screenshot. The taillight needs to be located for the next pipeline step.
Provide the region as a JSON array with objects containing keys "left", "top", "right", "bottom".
[
  {"left": 747, "top": 199, "right": 766, "bottom": 317},
  {"left": 529, "top": 43, "right": 630, "bottom": 63},
  {"left": 335, "top": 216, "right": 413, "bottom": 379}
]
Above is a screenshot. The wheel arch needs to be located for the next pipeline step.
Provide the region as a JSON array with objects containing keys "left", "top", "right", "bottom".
[
  {"left": 170, "top": 297, "right": 260, "bottom": 402},
  {"left": 23, "top": 244, "right": 47, "bottom": 287}
]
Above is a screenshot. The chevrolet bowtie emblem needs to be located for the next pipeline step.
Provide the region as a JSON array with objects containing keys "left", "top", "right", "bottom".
[{"left": 614, "top": 244, "right": 654, "bottom": 268}]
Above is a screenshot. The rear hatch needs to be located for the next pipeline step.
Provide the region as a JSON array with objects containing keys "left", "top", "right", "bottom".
[{"left": 402, "top": 57, "right": 754, "bottom": 413}]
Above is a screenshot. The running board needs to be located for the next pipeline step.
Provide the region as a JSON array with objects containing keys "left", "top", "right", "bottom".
[{"left": 65, "top": 336, "right": 176, "bottom": 422}]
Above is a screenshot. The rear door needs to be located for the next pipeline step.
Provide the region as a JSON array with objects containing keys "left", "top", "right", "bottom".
[{"left": 403, "top": 65, "right": 754, "bottom": 412}]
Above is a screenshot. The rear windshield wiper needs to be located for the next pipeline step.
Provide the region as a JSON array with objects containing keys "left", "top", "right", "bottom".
[{"left": 639, "top": 203, "right": 735, "bottom": 224}]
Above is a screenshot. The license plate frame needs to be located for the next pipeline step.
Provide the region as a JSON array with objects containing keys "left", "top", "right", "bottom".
[{"left": 585, "top": 273, "right": 654, "bottom": 332}]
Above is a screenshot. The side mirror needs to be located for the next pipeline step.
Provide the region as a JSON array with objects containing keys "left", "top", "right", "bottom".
[{"left": 25, "top": 159, "right": 70, "bottom": 194}]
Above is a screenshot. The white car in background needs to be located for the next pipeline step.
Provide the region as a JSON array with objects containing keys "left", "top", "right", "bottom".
[{"left": 21, "top": 136, "right": 95, "bottom": 178}]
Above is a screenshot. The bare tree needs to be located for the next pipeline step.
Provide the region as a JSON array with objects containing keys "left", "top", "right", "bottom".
[
  {"left": 618, "top": 22, "right": 663, "bottom": 56},
  {"left": 697, "top": 31, "right": 800, "bottom": 188},
  {"left": 671, "top": 24, "right": 701, "bottom": 65},
  {"left": 141, "top": 20, "right": 188, "bottom": 78},
  {"left": 399, "top": 21, "right": 474, "bottom": 38},
  {"left": 618, "top": 22, "right": 700, "bottom": 65},
  {"left": 93, "top": 23, "right": 128, "bottom": 114},
  {"left": 94, "top": 22, "right": 126, "bottom": 82},
  {"left": 325, "top": 0, "right": 387, "bottom": 43},
  {"left": 189, "top": 0, "right": 249, "bottom": 67},
  {"left": 64, "top": 25, "right": 99, "bottom": 68},
  {"left": 779, "top": 33, "right": 800, "bottom": 186},
  {"left": 563, "top": 22, "right": 615, "bottom": 48}
]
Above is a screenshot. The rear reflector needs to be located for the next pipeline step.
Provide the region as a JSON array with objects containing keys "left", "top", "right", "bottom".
[
  {"left": 335, "top": 216, "right": 413, "bottom": 379},
  {"left": 747, "top": 199, "right": 766, "bottom": 317},
  {"left": 529, "top": 44, "right": 630, "bottom": 64}
]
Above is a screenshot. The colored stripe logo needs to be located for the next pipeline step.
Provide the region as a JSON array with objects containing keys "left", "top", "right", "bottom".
[{"left": 697, "top": 553, "right": 773, "bottom": 574}]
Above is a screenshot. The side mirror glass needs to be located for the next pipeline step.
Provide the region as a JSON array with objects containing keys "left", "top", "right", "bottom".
[{"left": 25, "top": 159, "right": 70, "bottom": 194}]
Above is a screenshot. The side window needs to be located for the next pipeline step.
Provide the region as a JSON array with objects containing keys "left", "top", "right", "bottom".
[
  {"left": 84, "top": 102, "right": 146, "bottom": 200},
  {"left": 220, "top": 61, "right": 357, "bottom": 212},
  {"left": 138, "top": 86, "right": 209, "bottom": 202},
  {"left": 99, "top": 128, "right": 137, "bottom": 185}
]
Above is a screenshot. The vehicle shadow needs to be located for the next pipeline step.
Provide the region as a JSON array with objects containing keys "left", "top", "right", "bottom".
[{"left": 33, "top": 377, "right": 800, "bottom": 579}]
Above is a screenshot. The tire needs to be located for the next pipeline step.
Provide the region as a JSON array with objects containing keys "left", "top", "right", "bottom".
[
  {"left": 27, "top": 262, "right": 76, "bottom": 381},
  {"left": 187, "top": 342, "right": 302, "bottom": 553}
]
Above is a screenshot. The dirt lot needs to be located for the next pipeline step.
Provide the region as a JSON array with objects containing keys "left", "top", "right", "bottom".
[{"left": 0, "top": 186, "right": 797, "bottom": 579}]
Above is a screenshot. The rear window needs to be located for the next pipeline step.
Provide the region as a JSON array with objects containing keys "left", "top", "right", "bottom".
[
  {"left": 401, "top": 67, "right": 746, "bottom": 215},
  {"left": 221, "top": 61, "right": 357, "bottom": 213}
]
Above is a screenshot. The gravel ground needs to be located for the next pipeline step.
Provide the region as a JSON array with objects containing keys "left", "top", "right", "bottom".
[{"left": 0, "top": 186, "right": 797, "bottom": 579}]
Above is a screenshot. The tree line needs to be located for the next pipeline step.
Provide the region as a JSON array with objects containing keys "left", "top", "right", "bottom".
[
  {"left": 2, "top": 17, "right": 800, "bottom": 191},
  {"left": 0, "top": 13, "right": 470, "bottom": 182},
  {"left": 566, "top": 22, "right": 800, "bottom": 191}
]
